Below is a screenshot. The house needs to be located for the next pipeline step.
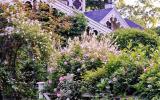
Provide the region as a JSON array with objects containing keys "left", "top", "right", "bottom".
[
  {"left": 66, "top": 0, "right": 143, "bottom": 31},
  {"left": 0, "top": 0, "right": 143, "bottom": 34}
]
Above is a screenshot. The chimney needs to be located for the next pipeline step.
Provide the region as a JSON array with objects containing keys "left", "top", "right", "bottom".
[{"left": 105, "top": 0, "right": 115, "bottom": 9}]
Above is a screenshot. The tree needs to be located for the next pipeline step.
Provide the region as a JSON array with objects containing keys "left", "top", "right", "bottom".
[
  {"left": 86, "top": 0, "right": 109, "bottom": 10},
  {"left": 0, "top": 13, "right": 53, "bottom": 99},
  {"left": 117, "top": 0, "right": 160, "bottom": 28}
]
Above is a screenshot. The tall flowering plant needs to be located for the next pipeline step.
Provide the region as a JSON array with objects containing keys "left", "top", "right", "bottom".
[{"left": 47, "top": 34, "right": 119, "bottom": 98}]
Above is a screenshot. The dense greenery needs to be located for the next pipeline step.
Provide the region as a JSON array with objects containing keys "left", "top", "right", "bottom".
[
  {"left": 0, "top": 1, "right": 160, "bottom": 100},
  {"left": 153, "top": 27, "right": 160, "bottom": 35},
  {"left": 0, "top": 4, "right": 53, "bottom": 99},
  {"left": 0, "top": 20, "right": 52, "bottom": 99},
  {"left": 48, "top": 31, "right": 160, "bottom": 99},
  {"left": 0, "top": 1, "right": 87, "bottom": 99},
  {"left": 86, "top": 0, "right": 106, "bottom": 10},
  {"left": 112, "top": 28, "right": 160, "bottom": 50},
  {"left": 27, "top": 2, "right": 87, "bottom": 39}
]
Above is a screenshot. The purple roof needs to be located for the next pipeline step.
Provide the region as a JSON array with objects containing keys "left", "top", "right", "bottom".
[
  {"left": 124, "top": 18, "right": 143, "bottom": 30},
  {"left": 84, "top": 8, "right": 113, "bottom": 22}
]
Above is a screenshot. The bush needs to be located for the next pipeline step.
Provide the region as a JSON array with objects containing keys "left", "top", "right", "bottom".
[
  {"left": 83, "top": 66, "right": 107, "bottom": 83},
  {"left": 48, "top": 35, "right": 119, "bottom": 95},
  {"left": 95, "top": 47, "right": 149, "bottom": 95},
  {"left": 112, "top": 28, "right": 160, "bottom": 50},
  {"left": 0, "top": 18, "right": 53, "bottom": 99},
  {"left": 134, "top": 49, "right": 160, "bottom": 99},
  {"left": 135, "top": 65, "right": 160, "bottom": 99},
  {"left": 67, "top": 14, "right": 87, "bottom": 38},
  {"left": 55, "top": 74, "right": 82, "bottom": 99},
  {"left": 39, "top": 2, "right": 50, "bottom": 12},
  {"left": 152, "top": 27, "right": 160, "bottom": 35},
  {"left": 81, "top": 52, "right": 123, "bottom": 93}
]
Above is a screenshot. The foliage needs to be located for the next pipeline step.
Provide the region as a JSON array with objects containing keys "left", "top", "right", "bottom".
[
  {"left": 85, "top": 46, "right": 149, "bottom": 95},
  {"left": 118, "top": 0, "right": 160, "bottom": 28},
  {"left": 1, "top": 1, "right": 160, "bottom": 99},
  {"left": 135, "top": 65, "right": 160, "bottom": 99},
  {"left": 61, "top": 14, "right": 87, "bottom": 38},
  {"left": 0, "top": 7, "right": 10, "bottom": 33},
  {"left": 83, "top": 66, "right": 107, "bottom": 83},
  {"left": 38, "top": 2, "right": 50, "bottom": 12},
  {"left": 134, "top": 48, "right": 160, "bottom": 99},
  {"left": 28, "top": 2, "right": 87, "bottom": 40},
  {"left": 55, "top": 74, "right": 82, "bottom": 99},
  {"left": 86, "top": 0, "right": 109, "bottom": 10},
  {"left": 152, "top": 27, "right": 160, "bottom": 35},
  {"left": 0, "top": 17, "right": 53, "bottom": 99},
  {"left": 112, "top": 28, "right": 160, "bottom": 50},
  {"left": 48, "top": 35, "right": 119, "bottom": 96},
  {"left": 107, "top": 53, "right": 144, "bottom": 95},
  {"left": 83, "top": 53, "right": 121, "bottom": 83}
]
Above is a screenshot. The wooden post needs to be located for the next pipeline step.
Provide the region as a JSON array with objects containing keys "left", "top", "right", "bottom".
[{"left": 37, "top": 82, "right": 45, "bottom": 99}]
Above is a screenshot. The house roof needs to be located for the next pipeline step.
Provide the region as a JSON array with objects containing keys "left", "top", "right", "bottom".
[
  {"left": 84, "top": 8, "right": 113, "bottom": 22},
  {"left": 124, "top": 18, "right": 143, "bottom": 30}
]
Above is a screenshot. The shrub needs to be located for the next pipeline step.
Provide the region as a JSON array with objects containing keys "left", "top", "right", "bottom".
[
  {"left": 152, "top": 27, "right": 160, "bottom": 35},
  {"left": 0, "top": 18, "right": 53, "bottom": 99},
  {"left": 95, "top": 47, "right": 149, "bottom": 95},
  {"left": 82, "top": 52, "right": 123, "bottom": 93},
  {"left": 135, "top": 65, "right": 160, "bottom": 99},
  {"left": 55, "top": 74, "right": 82, "bottom": 99},
  {"left": 112, "top": 28, "right": 159, "bottom": 50},
  {"left": 48, "top": 35, "right": 119, "bottom": 94},
  {"left": 58, "top": 35, "right": 118, "bottom": 73},
  {"left": 134, "top": 49, "right": 160, "bottom": 99},
  {"left": 83, "top": 66, "right": 107, "bottom": 83},
  {"left": 0, "top": 7, "right": 10, "bottom": 33},
  {"left": 67, "top": 14, "right": 87, "bottom": 38},
  {"left": 39, "top": 2, "right": 50, "bottom": 12}
]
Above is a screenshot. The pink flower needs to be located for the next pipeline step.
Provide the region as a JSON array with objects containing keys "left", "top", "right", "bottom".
[
  {"left": 48, "top": 80, "right": 52, "bottom": 84},
  {"left": 56, "top": 92, "right": 61, "bottom": 97},
  {"left": 144, "top": 67, "right": 147, "bottom": 72},
  {"left": 48, "top": 67, "right": 54, "bottom": 73},
  {"left": 64, "top": 61, "right": 68, "bottom": 65},
  {"left": 59, "top": 76, "right": 65, "bottom": 82}
]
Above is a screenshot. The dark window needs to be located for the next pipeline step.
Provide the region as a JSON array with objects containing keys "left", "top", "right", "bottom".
[{"left": 106, "top": 21, "right": 112, "bottom": 29}]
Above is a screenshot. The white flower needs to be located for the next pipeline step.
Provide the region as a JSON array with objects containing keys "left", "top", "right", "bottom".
[{"left": 147, "top": 85, "right": 152, "bottom": 88}]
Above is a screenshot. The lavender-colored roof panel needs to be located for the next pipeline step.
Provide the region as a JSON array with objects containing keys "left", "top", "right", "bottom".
[
  {"left": 84, "top": 8, "right": 113, "bottom": 22},
  {"left": 124, "top": 18, "right": 144, "bottom": 30}
]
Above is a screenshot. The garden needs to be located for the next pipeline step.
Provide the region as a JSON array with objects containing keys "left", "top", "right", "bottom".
[{"left": 0, "top": 1, "right": 160, "bottom": 100}]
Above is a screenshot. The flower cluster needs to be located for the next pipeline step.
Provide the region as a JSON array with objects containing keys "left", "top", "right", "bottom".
[
  {"left": 61, "top": 34, "right": 119, "bottom": 63},
  {"left": 55, "top": 74, "right": 75, "bottom": 99}
]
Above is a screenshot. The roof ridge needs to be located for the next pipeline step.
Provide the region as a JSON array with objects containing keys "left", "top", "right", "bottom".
[{"left": 84, "top": 8, "right": 113, "bottom": 13}]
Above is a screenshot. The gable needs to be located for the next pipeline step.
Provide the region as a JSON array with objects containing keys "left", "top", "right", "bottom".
[{"left": 99, "top": 8, "right": 130, "bottom": 29}]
